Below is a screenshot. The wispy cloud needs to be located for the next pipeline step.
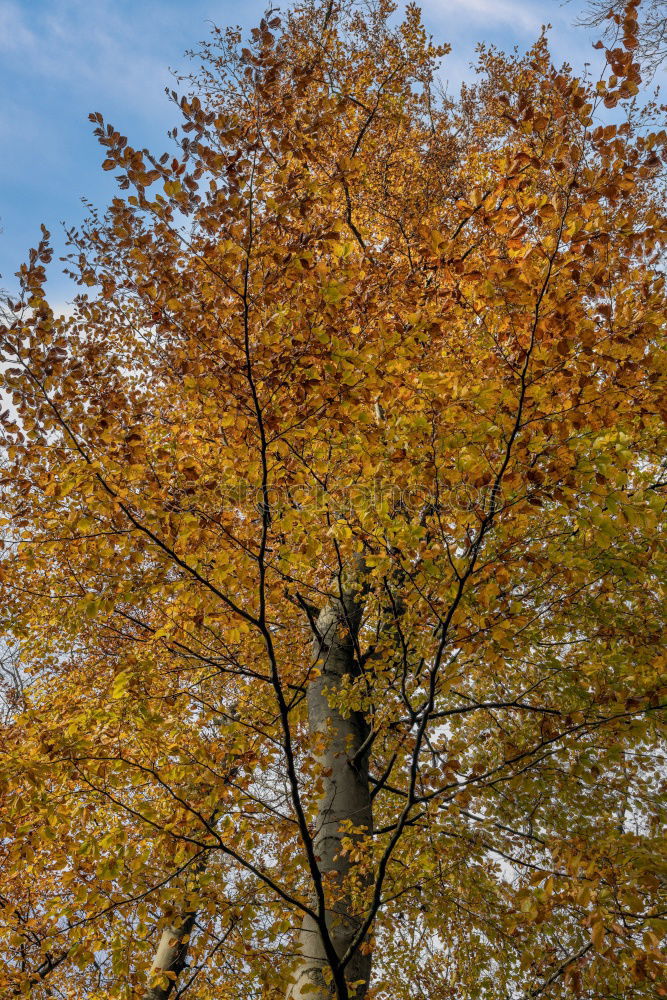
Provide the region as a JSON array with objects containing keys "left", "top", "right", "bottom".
[
  {"left": 0, "top": 0, "right": 178, "bottom": 107},
  {"left": 0, "top": 1, "right": 35, "bottom": 53},
  {"left": 422, "top": 0, "right": 544, "bottom": 33}
]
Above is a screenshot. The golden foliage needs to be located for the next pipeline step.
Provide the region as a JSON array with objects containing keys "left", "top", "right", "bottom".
[{"left": 0, "top": 1, "right": 665, "bottom": 997}]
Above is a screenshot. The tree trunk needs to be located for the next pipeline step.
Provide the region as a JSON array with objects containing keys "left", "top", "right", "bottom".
[
  {"left": 289, "top": 584, "right": 373, "bottom": 1000},
  {"left": 143, "top": 911, "right": 197, "bottom": 1000}
]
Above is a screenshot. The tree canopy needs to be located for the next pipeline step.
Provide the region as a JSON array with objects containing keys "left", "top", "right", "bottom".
[{"left": 0, "top": 1, "right": 665, "bottom": 998}]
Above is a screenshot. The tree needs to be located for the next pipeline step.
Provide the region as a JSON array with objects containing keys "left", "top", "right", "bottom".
[
  {"left": 579, "top": 0, "right": 667, "bottom": 77},
  {"left": 0, "top": 1, "right": 665, "bottom": 998}
]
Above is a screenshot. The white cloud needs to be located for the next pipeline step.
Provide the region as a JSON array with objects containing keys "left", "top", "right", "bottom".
[
  {"left": 421, "top": 0, "right": 544, "bottom": 33},
  {"left": 0, "top": 0, "right": 180, "bottom": 109},
  {"left": 0, "top": 0, "right": 35, "bottom": 53}
]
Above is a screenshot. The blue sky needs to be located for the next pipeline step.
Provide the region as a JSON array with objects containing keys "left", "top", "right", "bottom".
[{"left": 0, "top": 0, "right": 641, "bottom": 304}]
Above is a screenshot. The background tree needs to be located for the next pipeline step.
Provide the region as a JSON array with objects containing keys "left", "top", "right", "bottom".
[{"left": 0, "top": 1, "right": 665, "bottom": 998}]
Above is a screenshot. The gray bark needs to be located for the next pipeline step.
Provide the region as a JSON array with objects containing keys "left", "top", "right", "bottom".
[
  {"left": 289, "top": 582, "right": 373, "bottom": 1000},
  {"left": 143, "top": 911, "right": 197, "bottom": 1000},
  {"left": 141, "top": 845, "right": 217, "bottom": 1000}
]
